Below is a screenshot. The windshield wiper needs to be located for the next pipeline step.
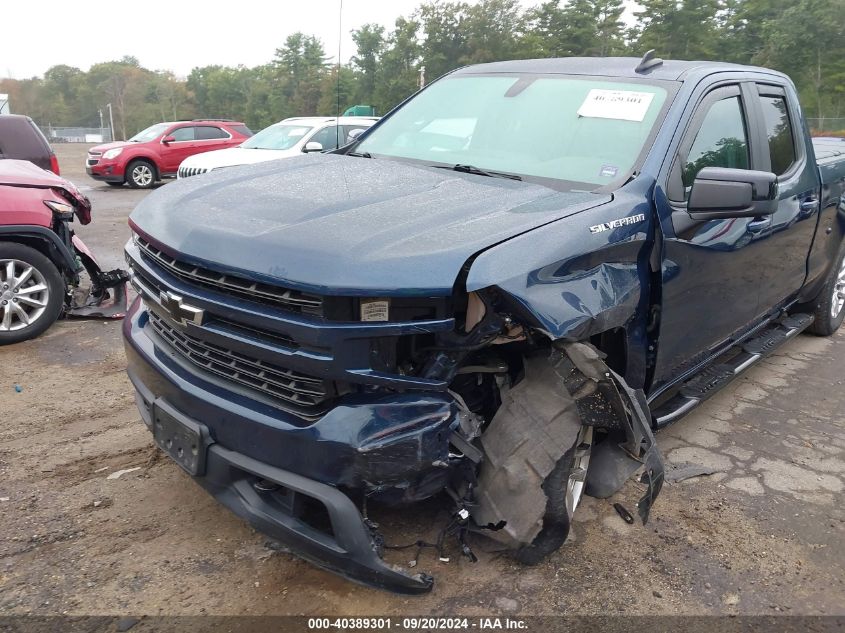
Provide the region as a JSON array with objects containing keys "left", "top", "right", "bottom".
[
  {"left": 431, "top": 163, "right": 522, "bottom": 181},
  {"left": 347, "top": 151, "right": 372, "bottom": 158}
]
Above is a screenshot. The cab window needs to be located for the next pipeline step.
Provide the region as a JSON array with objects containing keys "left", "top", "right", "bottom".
[
  {"left": 682, "top": 96, "right": 750, "bottom": 189},
  {"left": 759, "top": 96, "right": 796, "bottom": 175}
]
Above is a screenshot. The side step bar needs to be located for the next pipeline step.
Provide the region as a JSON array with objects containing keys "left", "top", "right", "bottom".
[{"left": 651, "top": 313, "right": 814, "bottom": 428}]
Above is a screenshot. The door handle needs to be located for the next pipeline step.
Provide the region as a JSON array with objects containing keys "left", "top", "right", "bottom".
[{"left": 747, "top": 216, "right": 773, "bottom": 233}]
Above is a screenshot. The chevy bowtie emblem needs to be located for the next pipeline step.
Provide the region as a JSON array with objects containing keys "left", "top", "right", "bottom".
[{"left": 158, "top": 291, "right": 204, "bottom": 326}]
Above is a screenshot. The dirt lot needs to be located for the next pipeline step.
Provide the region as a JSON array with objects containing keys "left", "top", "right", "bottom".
[{"left": 0, "top": 144, "right": 843, "bottom": 617}]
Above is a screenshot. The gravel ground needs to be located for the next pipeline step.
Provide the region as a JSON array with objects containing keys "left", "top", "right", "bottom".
[{"left": 0, "top": 144, "right": 843, "bottom": 617}]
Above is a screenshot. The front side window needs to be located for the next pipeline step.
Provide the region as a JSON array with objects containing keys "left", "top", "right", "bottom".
[
  {"left": 759, "top": 95, "right": 796, "bottom": 175},
  {"left": 169, "top": 127, "right": 195, "bottom": 142},
  {"left": 309, "top": 126, "right": 341, "bottom": 150},
  {"left": 240, "top": 124, "right": 313, "bottom": 150},
  {"left": 354, "top": 74, "right": 670, "bottom": 189},
  {"left": 683, "top": 96, "right": 749, "bottom": 188}
]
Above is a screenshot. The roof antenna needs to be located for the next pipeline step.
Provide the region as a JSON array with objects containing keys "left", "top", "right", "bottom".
[
  {"left": 635, "top": 50, "right": 663, "bottom": 74},
  {"left": 335, "top": 0, "right": 343, "bottom": 150}
]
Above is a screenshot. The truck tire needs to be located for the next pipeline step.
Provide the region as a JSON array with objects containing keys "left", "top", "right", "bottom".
[
  {"left": 0, "top": 243, "right": 64, "bottom": 345},
  {"left": 807, "top": 243, "right": 845, "bottom": 336},
  {"left": 126, "top": 159, "right": 156, "bottom": 189}
]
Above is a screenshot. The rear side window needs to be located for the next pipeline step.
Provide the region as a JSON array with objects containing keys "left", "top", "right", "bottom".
[
  {"left": 231, "top": 124, "right": 252, "bottom": 136},
  {"left": 195, "top": 126, "right": 229, "bottom": 140},
  {"left": 169, "top": 127, "right": 195, "bottom": 142},
  {"left": 759, "top": 96, "right": 796, "bottom": 175},
  {"left": 683, "top": 96, "right": 750, "bottom": 187}
]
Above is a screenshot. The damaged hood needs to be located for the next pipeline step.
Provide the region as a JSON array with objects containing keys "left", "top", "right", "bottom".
[{"left": 129, "top": 154, "right": 609, "bottom": 295}]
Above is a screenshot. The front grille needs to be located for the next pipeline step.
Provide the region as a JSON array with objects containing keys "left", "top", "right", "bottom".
[
  {"left": 148, "top": 310, "right": 332, "bottom": 418},
  {"left": 87, "top": 158, "right": 99, "bottom": 166},
  {"left": 178, "top": 166, "right": 208, "bottom": 178},
  {"left": 136, "top": 236, "right": 323, "bottom": 317}
]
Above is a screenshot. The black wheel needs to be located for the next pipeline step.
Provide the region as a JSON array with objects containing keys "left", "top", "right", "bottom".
[
  {"left": 807, "top": 242, "right": 845, "bottom": 336},
  {"left": 126, "top": 160, "right": 156, "bottom": 189},
  {"left": 106, "top": 181, "right": 124, "bottom": 188},
  {"left": 0, "top": 243, "right": 64, "bottom": 345}
]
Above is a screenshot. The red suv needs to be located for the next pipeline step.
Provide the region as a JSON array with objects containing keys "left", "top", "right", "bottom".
[{"left": 86, "top": 119, "right": 252, "bottom": 189}]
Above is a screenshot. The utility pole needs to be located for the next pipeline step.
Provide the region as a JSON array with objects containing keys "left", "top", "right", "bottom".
[
  {"left": 106, "top": 103, "right": 115, "bottom": 142},
  {"left": 98, "top": 109, "right": 104, "bottom": 129},
  {"left": 419, "top": 66, "right": 426, "bottom": 90}
]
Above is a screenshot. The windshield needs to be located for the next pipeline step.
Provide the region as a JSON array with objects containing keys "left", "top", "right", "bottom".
[
  {"left": 128, "top": 123, "right": 171, "bottom": 143},
  {"left": 241, "top": 124, "right": 314, "bottom": 150},
  {"left": 355, "top": 74, "right": 670, "bottom": 189}
]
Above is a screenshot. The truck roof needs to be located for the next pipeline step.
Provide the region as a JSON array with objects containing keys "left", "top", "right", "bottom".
[{"left": 453, "top": 57, "right": 789, "bottom": 83}]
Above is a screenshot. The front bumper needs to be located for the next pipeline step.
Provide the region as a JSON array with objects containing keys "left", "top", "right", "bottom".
[
  {"left": 86, "top": 161, "right": 124, "bottom": 182},
  {"left": 156, "top": 400, "right": 434, "bottom": 593},
  {"left": 124, "top": 298, "right": 456, "bottom": 592}
]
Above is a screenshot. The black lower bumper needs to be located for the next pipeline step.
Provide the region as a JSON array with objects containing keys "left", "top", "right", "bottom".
[{"left": 160, "top": 399, "right": 434, "bottom": 594}]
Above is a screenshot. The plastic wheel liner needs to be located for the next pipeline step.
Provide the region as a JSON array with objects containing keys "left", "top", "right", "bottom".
[{"left": 471, "top": 341, "right": 664, "bottom": 547}]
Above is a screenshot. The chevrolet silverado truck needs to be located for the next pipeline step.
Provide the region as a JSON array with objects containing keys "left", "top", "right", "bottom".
[{"left": 123, "top": 55, "right": 845, "bottom": 593}]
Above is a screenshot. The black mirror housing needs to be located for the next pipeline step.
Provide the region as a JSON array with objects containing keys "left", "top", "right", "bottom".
[{"left": 688, "top": 167, "right": 778, "bottom": 219}]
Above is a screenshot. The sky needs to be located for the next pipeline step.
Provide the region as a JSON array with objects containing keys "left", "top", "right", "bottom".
[{"left": 1, "top": 0, "right": 639, "bottom": 80}]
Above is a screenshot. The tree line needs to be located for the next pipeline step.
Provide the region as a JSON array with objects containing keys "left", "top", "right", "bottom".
[{"left": 2, "top": 0, "right": 843, "bottom": 139}]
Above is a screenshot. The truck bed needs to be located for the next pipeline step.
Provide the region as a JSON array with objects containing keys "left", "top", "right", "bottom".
[{"left": 813, "top": 138, "right": 845, "bottom": 202}]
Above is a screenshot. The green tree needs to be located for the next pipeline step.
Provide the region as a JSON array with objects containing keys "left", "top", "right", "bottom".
[
  {"left": 632, "top": 0, "right": 721, "bottom": 59},
  {"left": 417, "top": 2, "right": 471, "bottom": 80},
  {"left": 754, "top": 0, "right": 845, "bottom": 119},
  {"left": 350, "top": 24, "right": 385, "bottom": 105},
  {"left": 373, "top": 17, "right": 422, "bottom": 113}
]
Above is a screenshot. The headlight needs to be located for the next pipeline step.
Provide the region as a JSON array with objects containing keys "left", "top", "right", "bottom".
[
  {"left": 43, "top": 200, "right": 74, "bottom": 219},
  {"left": 103, "top": 148, "right": 123, "bottom": 160}
]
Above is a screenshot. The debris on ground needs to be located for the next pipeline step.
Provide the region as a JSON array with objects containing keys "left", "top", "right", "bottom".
[
  {"left": 106, "top": 467, "right": 141, "bottom": 480},
  {"left": 665, "top": 462, "right": 718, "bottom": 483},
  {"left": 613, "top": 503, "right": 635, "bottom": 524}
]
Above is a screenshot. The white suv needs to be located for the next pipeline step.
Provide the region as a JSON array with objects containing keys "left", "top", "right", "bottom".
[{"left": 177, "top": 116, "right": 378, "bottom": 178}]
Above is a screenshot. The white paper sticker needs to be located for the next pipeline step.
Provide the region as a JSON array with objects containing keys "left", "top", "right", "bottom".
[
  {"left": 577, "top": 89, "right": 656, "bottom": 122},
  {"left": 360, "top": 299, "right": 390, "bottom": 322}
]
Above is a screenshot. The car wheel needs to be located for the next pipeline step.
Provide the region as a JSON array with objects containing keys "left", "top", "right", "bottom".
[
  {"left": 807, "top": 242, "right": 845, "bottom": 336},
  {"left": 0, "top": 243, "right": 64, "bottom": 345},
  {"left": 106, "top": 181, "right": 124, "bottom": 188},
  {"left": 127, "top": 160, "right": 156, "bottom": 189}
]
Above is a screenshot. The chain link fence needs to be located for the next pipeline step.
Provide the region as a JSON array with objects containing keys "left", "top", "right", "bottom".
[
  {"left": 807, "top": 118, "right": 845, "bottom": 136},
  {"left": 40, "top": 125, "right": 113, "bottom": 143}
]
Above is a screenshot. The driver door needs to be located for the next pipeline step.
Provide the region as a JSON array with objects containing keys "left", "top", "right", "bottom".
[{"left": 652, "top": 84, "right": 770, "bottom": 389}]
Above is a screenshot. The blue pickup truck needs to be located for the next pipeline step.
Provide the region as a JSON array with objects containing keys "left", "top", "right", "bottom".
[{"left": 123, "top": 55, "right": 845, "bottom": 593}]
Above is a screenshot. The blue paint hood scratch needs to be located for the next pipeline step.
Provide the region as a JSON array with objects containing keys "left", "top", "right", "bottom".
[{"left": 129, "top": 153, "right": 609, "bottom": 295}]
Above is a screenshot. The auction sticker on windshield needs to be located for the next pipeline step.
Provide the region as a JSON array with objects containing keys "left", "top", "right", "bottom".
[{"left": 577, "top": 89, "right": 656, "bottom": 122}]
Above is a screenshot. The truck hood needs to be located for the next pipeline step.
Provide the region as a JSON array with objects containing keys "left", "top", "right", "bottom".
[
  {"left": 180, "top": 146, "right": 299, "bottom": 170},
  {"left": 129, "top": 154, "right": 609, "bottom": 295}
]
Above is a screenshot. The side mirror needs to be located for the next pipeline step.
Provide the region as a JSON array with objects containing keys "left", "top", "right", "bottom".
[
  {"left": 162, "top": 136, "right": 175, "bottom": 144},
  {"left": 688, "top": 167, "right": 778, "bottom": 220},
  {"left": 303, "top": 141, "right": 323, "bottom": 153},
  {"left": 347, "top": 128, "right": 365, "bottom": 141}
]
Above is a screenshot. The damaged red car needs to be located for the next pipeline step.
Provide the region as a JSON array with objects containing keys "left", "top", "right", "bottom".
[{"left": 0, "top": 159, "right": 128, "bottom": 344}]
